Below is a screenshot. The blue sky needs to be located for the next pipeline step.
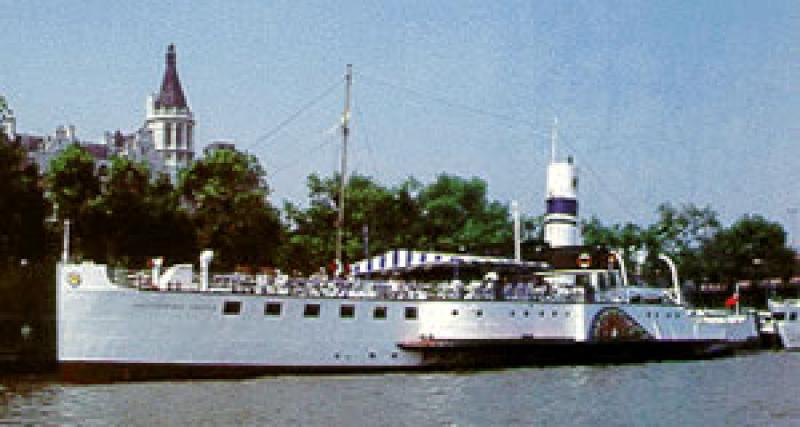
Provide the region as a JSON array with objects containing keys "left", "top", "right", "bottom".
[{"left": 1, "top": 1, "right": 798, "bottom": 238}]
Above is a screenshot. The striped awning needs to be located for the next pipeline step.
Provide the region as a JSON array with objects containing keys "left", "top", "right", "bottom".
[{"left": 351, "top": 249, "right": 548, "bottom": 277}]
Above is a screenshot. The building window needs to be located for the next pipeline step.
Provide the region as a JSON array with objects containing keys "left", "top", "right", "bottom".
[
  {"left": 264, "top": 302, "right": 281, "bottom": 316},
  {"left": 404, "top": 306, "right": 418, "bottom": 320},
  {"left": 373, "top": 306, "right": 387, "bottom": 320},
  {"left": 340, "top": 304, "right": 355, "bottom": 319},
  {"left": 165, "top": 123, "right": 172, "bottom": 148},
  {"left": 176, "top": 124, "right": 183, "bottom": 148},
  {"left": 223, "top": 301, "right": 241, "bottom": 315},
  {"left": 304, "top": 304, "right": 320, "bottom": 318}
]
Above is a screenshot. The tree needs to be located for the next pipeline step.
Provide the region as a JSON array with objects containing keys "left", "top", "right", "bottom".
[
  {"left": 416, "top": 174, "right": 512, "bottom": 255},
  {"left": 179, "top": 148, "right": 282, "bottom": 270},
  {"left": 0, "top": 131, "right": 50, "bottom": 267},
  {"left": 698, "top": 215, "right": 794, "bottom": 284}
]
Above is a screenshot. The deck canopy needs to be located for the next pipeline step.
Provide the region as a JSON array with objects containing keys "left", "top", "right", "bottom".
[{"left": 351, "top": 249, "right": 549, "bottom": 280}]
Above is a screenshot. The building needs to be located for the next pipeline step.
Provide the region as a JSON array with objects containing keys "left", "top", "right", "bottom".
[
  {"left": 145, "top": 44, "right": 195, "bottom": 181},
  {"left": 2, "top": 44, "right": 196, "bottom": 181}
]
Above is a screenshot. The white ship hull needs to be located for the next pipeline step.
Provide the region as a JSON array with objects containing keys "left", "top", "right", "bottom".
[
  {"left": 768, "top": 300, "right": 800, "bottom": 350},
  {"left": 57, "top": 263, "right": 758, "bottom": 380}
]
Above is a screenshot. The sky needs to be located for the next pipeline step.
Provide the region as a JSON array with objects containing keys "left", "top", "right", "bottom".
[{"left": 1, "top": 1, "right": 798, "bottom": 240}]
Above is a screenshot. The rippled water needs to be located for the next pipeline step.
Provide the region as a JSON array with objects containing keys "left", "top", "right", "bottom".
[{"left": 2, "top": 352, "right": 799, "bottom": 426}]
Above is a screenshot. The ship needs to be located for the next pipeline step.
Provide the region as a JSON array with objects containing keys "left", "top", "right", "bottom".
[
  {"left": 767, "top": 299, "right": 800, "bottom": 349},
  {"left": 56, "top": 68, "right": 758, "bottom": 381}
]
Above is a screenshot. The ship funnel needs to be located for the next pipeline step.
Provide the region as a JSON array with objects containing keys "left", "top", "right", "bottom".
[{"left": 200, "top": 250, "right": 214, "bottom": 291}]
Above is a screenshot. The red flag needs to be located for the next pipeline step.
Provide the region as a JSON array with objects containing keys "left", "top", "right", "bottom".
[{"left": 724, "top": 294, "right": 739, "bottom": 308}]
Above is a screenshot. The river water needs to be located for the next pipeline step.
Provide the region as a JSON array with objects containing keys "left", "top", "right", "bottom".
[{"left": 1, "top": 351, "right": 799, "bottom": 426}]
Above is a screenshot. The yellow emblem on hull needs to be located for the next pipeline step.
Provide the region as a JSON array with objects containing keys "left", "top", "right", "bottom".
[{"left": 66, "top": 272, "right": 81, "bottom": 287}]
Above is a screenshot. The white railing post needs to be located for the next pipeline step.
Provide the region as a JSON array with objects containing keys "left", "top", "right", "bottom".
[
  {"left": 151, "top": 257, "right": 163, "bottom": 288},
  {"left": 658, "top": 254, "right": 682, "bottom": 306},
  {"left": 200, "top": 250, "right": 214, "bottom": 291}
]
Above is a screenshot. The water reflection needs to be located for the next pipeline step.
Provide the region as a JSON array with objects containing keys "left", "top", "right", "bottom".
[{"left": 1, "top": 353, "right": 799, "bottom": 426}]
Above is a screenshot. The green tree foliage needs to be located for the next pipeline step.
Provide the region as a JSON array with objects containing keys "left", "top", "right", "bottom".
[
  {"left": 416, "top": 174, "right": 511, "bottom": 254},
  {"left": 45, "top": 144, "right": 103, "bottom": 260},
  {"left": 179, "top": 148, "right": 282, "bottom": 270},
  {"left": 96, "top": 158, "right": 195, "bottom": 266},
  {"left": 283, "top": 172, "right": 515, "bottom": 274},
  {"left": 697, "top": 215, "right": 794, "bottom": 283},
  {"left": 0, "top": 132, "right": 49, "bottom": 266}
]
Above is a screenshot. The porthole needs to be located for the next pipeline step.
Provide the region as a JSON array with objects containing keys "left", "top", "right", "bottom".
[
  {"left": 334, "top": 353, "right": 340, "bottom": 359},
  {"left": 368, "top": 352, "right": 376, "bottom": 359}
]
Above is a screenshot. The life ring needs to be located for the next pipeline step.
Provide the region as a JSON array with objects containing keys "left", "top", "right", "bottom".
[
  {"left": 66, "top": 272, "right": 82, "bottom": 287},
  {"left": 577, "top": 253, "right": 592, "bottom": 269}
]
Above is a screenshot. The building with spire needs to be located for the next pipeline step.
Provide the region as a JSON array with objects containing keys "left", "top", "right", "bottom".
[{"left": 145, "top": 44, "right": 195, "bottom": 180}]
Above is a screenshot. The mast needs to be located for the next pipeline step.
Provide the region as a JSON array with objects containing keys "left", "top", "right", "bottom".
[
  {"left": 550, "top": 116, "right": 558, "bottom": 163},
  {"left": 335, "top": 64, "right": 353, "bottom": 274}
]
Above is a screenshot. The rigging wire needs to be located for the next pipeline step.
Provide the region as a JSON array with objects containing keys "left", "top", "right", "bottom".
[
  {"left": 357, "top": 72, "right": 550, "bottom": 140},
  {"left": 242, "top": 77, "right": 343, "bottom": 153}
]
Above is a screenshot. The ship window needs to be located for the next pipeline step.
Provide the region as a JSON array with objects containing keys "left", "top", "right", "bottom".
[
  {"left": 391, "top": 352, "right": 398, "bottom": 359},
  {"left": 368, "top": 352, "right": 376, "bottom": 359},
  {"left": 304, "top": 304, "right": 320, "bottom": 318},
  {"left": 223, "top": 301, "right": 241, "bottom": 315},
  {"left": 451, "top": 309, "right": 459, "bottom": 316},
  {"left": 510, "top": 310, "right": 516, "bottom": 317},
  {"left": 774, "top": 313, "right": 786, "bottom": 321},
  {"left": 539, "top": 310, "right": 545, "bottom": 317},
  {"left": 374, "top": 306, "right": 387, "bottom": 319},
  {"left": 524, "top": 310, "right": 530, "bottom": 317},
  {"left": 675, "top": 313, "right": 680, "bottom": 319},
  {"left": 264, "top": 302, "right": 281, "bottom": 316},
  {"left": 565, "top": 311, "right": 571, "bottom": 318},
  {"left": 404, "top": 306, "right": 418, "bottom": 320},
  {"left": 476, "top": 309, "right": 483, "bottom": 317},
  {"left": 647, "top": 312, "right": 652, "bottom": 318},
  {"left": 790, "top": 312, "right": 798, "bottom": 321},
  {"left": 654, "top": 312, "right": 659, "bottom": 318},
  {"left": 340, "top": 304, "right": 355, "bottom": 318},
  {"left": 666, "top": 312, "right": 672, "bottom": 319},
  {"left": 552, "top": 311, "right": 558, "bottom": 317}
]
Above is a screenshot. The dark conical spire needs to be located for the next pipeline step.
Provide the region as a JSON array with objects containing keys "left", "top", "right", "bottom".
[{"left": 155, "top": 44, "right": 187, "bottom": 109}]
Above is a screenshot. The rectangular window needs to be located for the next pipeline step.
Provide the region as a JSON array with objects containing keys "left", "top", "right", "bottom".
[
  {"left": 790, "top": 312, "right": 798, "bottom": 321},
  {"left": 264, "top": 302, "right": 282, "bottom": 316},
  {"left": 404, "top": 306, "right": 418, "bottom": 320},
  {"left": 223, "top": 301, "right": 241, "bottom": 315},
  {"left": 340, "top": 305, "right": 355, "bottom": 319},
  {"left": 176, "top": 124, "right": 183, "bottom": 148},
  {"left": 304, "top": 304, "right": 320, "bottom": 318},
  {"left": 373, "top": 306, "right": 387, "bottom": 320},
  {"left": 164, "top": 123, "right": 172, "bottom": 148}
]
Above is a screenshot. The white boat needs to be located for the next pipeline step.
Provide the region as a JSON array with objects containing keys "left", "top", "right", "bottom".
[
  {"left": 767, "top": 299, "right": 800, "bottom": 349},
  {"left": 55, "top": 69, "right": 758, "bottom": 380}
]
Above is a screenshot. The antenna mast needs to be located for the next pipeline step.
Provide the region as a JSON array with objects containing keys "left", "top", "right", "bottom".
[
  {"left": 550, "top": 116, "right": 558, "bottom": 163},
  {"left": 335, "top": 64, "right": 352, "bottom": 274}
]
